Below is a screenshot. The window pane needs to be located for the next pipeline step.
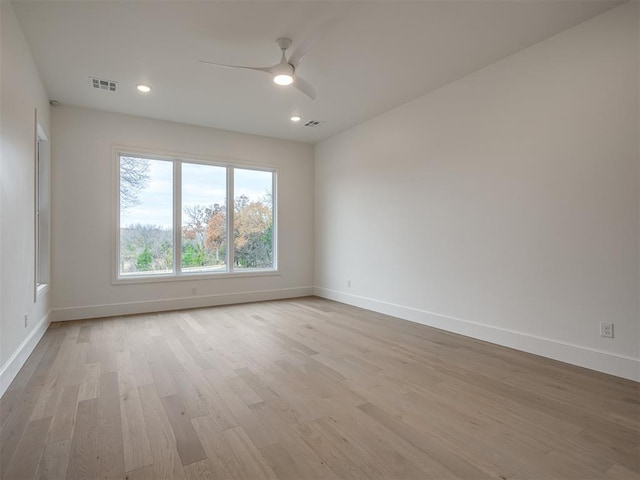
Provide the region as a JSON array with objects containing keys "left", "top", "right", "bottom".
[
  {"left": 35, "top": 140, "right": 41, "bottom": 284},
  {"left": 36, "top": 139, "right": 50, "bottom": 285},
  {"left": 119, "top": 156, "right": 173, "bottom": 276},
  {"left": 234, "top": 168, "right": 274, "bottom": 269},
  {"left": 181, "top": 163, "right": 227, "bottom": 273}
]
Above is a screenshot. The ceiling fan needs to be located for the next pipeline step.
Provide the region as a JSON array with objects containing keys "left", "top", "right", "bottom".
[{"left": 200, "top": 37, "right": 317, "bottom": 100}]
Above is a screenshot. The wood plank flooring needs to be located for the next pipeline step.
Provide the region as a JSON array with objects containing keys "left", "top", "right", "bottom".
[{"left": 1, "top": 297, "right": 638, "bottom": 479}]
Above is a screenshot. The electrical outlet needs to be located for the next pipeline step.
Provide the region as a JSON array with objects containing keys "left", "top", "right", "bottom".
[
  {"left": 24, "top": 314, "right": 28, "bottom": 328},
  {"left": 600, "top": 322, "right": 614, "bottom": 338},
  {"left": 347, "top": 280, "right": 351, "bottom": 288}
]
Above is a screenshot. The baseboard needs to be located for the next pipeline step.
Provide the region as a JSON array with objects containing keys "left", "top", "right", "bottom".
[
  {"left": 0, "top": 310, "right": 51, "bottom": 397},
  {"left": 314, "top": 287, "right": 639, "bottom": 382},
  {"left": 51, "top": 286, "right": 314, "bottom": 322}
]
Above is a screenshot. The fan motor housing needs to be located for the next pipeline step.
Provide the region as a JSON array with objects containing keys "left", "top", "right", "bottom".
[{"left": 276, "top": 38, "right": 292, "bottom": 50}]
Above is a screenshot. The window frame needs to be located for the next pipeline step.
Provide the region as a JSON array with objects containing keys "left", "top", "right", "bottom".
[
  {"left": 34, "top": 116, "right": 49, "bottom": 300},
  {"left": 112, "top": 146, "right": 278, "bottom": 285}
]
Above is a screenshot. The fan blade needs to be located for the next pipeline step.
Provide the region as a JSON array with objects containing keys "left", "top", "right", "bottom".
[
  {"left": 199, "top": 60, "right": 273, "bottom": 74},
  {"left": 288, "top": 19, "right": 336, "bottom": 67},
  {"left": 293, "top": 77, "right": 316, "bottom": 100}
]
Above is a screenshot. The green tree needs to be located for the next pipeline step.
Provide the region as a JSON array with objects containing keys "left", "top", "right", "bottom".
[
  {"left": 182, "top": 243, "right": 206, "bottom": 268},
  {"left": 120, "top": 223, "right": 173, "bottom": 274},
  {"left": 136, "top": 246, "right": 153, "bottom": 271}
]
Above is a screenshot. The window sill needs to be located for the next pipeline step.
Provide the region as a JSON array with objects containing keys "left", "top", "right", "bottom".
[
  {"left": 36, "top": 283, "right": 49, "bottom": 297},
  {"left": 112, "top": 269, "right": 280, "bottom": 286}
]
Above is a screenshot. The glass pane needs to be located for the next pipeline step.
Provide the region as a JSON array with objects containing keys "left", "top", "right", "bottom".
[
  {"left": 36, "top": 140, "right": 50, "bottom": 284},
  {"left": 181, "top": 163, "right": 227, "bottom": 273},
  {"left": 119, "top": 156, "right": 173, "bottom": 276},
  {"left": 234, "top": 168, "right": 274, "bottom": 269}
]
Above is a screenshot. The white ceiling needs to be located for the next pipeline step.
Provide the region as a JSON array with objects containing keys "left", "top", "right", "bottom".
[{"left": 13, "top": 1, "right": 621, "bottom": 144}]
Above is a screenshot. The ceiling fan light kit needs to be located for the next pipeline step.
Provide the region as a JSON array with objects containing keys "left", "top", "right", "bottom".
[
  {"left": 274, "top": 75, "right": 293, "bottom": 85},
  {"left": 200, "top": 37, "right": 317, "bottom": 99},
  {"left": 273, "top": 66, "right": 294, "bottom": 85}
]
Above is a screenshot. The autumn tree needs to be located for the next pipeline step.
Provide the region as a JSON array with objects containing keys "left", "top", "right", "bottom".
[
  {"left": 182, "top": 204, "right": 212, "bottom": 245},
  {"left": 177, "top": 196, "right": 272, "bottom": 270},
  {"left": 233, "top": 195, "right": 272, "bottom": 268},
  {"left": 204, "top": 204, "right": 226, "bottom": 263}
]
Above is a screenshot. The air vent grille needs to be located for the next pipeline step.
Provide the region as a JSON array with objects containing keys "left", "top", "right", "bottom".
[
  {"left": 303, "top": 120, "right": 323, "bottom": 128},
  {"left": 90, "top": 77, "right": 118, "bottom": 92}
]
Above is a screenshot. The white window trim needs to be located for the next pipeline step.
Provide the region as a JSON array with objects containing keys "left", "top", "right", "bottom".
[{"left": 111, "top": 145, "right": 278, "bottom": 285}]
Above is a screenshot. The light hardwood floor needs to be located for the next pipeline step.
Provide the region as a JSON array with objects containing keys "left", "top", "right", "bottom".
[{"left": 1, "top": 297, "right": 638, "bottom": 479}]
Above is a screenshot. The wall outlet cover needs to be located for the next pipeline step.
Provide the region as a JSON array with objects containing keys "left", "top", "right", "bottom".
[{"left": 600, "top": 322, "right": 614, "bottom": 338}]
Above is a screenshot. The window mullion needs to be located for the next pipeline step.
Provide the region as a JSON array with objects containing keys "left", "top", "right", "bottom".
[
  {"left": 227, "top": 166, "right": 234, "bottom": 272},
  {"left": 174, "top": 160, "right": 182, "bottom": 275}
]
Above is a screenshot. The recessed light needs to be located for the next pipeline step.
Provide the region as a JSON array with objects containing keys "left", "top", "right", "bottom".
[
  {"left": 137, "top": 84, "right": 151, "bottom": 93},
  {"left": 290, "top": 115, "right": 301, "bottom": 122}
]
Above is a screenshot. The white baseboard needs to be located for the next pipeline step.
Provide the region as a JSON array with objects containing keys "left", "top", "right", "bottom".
[
  {"left": 0, "top": 310, "right": 51, "bottom": 397},
  {"left": 51, "top": 286, "right": 314, "bottom": 322},
  {"left": 314, "top": 287, "right": 639, "bottom": 382}
]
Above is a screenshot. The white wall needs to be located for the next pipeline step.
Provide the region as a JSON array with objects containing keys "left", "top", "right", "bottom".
[
  {"left": 0, "top": 1, "right": 52, "bottom": 394},
  {"left": 51, "top": 106, "right": 314, "bottom": 320},
  {"left": 315, "top": 2, "right": 639, "bottom": 380}
]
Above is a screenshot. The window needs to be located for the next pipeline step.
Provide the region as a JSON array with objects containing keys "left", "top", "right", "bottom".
[
  {"left": 119, "top": 157, "right": 174, "bottom": 276},
  {"left": 181, "top": 162, "right": 227, "bottom": 273},
  {"left": 116, "top": 152, "right": 276, "bottom": 281},
  {"left": 34, "top": 122, "right": 50, "bottom": 299},
  {"left": 234, "top": 168, "right": 274, "bottom": 269}
]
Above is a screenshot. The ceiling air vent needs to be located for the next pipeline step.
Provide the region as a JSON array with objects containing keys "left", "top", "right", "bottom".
[
  {"left": 303, "top": 120, "right": 323, "bottom": 128},
  {"left": 90, "top": 77, "right": 118, "bottom": 92}
]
